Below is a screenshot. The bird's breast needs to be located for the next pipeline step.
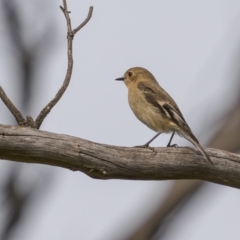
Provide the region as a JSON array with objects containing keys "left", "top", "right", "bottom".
[{"left": 128, "top": 89, "right": 174, "bottom": 133}]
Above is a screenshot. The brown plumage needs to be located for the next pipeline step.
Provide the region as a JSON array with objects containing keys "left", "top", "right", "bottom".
[{"left": 116, "top": 67, "right": 213, "bottom": 165}]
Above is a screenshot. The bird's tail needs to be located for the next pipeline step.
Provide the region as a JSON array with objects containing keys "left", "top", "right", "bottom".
[{"left": 180, "top": 130, "right": 213, "bottom": 165}]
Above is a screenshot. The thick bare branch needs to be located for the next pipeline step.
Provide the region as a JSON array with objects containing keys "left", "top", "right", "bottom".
[
  {"left": 0, "top": 124, "right": 239, "bottom": 188},
  {"left": 34, "top": 2, "right": 93, "bottom": 129}
]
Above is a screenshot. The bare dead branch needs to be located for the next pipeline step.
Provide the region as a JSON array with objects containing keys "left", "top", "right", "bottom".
[
  {"left": 125, "top": 94, "right": 240, "bottom": 240},
  {"left": 209, "top": 98, "right": 240, "bottom": 152},
  {"left": 60, "top": 0, "right": 72, "bottom": 33},
  {"left": 34, "top": 2, "right": 93, "bottom": 129},
  {"left": 72, "top": 7, "right": 93, "bottom": 35},
  {"left": 1, "top": 166, "right": 36, "bottom": 240},
  {"left": 0, "top": 0, "right": 93, "bottom": 129},
  {"left": 0, "top": 124, "right": 239, "bottom": 188},
  {"left": 126, "top": 180, "right": 203, "bottom": 240},
  {"left": 0, "top": 86, "right": 26, "bottom": 126}
]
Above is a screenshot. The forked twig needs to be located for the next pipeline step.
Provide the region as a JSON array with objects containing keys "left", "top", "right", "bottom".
[
  {"left": 35, "top": 1, "right": 93, "bottom": 129},
  {"left": 0, "top": 0, "right": 93, "bottom": 129}
]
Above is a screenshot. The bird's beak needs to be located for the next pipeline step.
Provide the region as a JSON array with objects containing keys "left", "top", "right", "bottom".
[{"left": 115, "top": 77, "right": 125, "bottom": 81}]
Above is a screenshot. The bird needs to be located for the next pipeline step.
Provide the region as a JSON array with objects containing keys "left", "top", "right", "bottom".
[{"left": 116, "top": 67, "right": 213, "bottom": 165}]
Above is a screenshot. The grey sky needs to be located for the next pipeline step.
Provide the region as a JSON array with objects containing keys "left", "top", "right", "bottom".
[{"left": 1, "top": 1, "right": 240, "bottom": 240}]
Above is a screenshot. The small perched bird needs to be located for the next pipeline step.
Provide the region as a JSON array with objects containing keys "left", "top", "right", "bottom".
[{"left": 116, "top": 67, "right": 213, "bottom": 165}]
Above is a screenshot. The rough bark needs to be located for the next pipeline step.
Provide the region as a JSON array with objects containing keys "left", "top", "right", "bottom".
[{"left": 0, "top": 124, "right": 239, "bottom": 188}]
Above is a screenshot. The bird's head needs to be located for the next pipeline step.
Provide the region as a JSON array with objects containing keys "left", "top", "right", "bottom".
[{"left": 115, "top": 67, "right": 156, "bottom": 87}]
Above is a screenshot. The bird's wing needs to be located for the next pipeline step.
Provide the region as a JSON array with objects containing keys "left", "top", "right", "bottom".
[
  {"left": 138, "top": 81, "right": 183, "bottom": 116},
  {"left": 162, "top": 102, "right": 199, "bottom": 143},
  {"left": 137, "top": 81, "right": 198, "bottom": 141},
  {"left": 137, "top": 81, "right": 185, "bottom": 121},
  {"left": 137, "top": 81, "right": 212, "bottom": 163},
  {"left": 162, "top": 103, "right": 188, "bottom": 129}
]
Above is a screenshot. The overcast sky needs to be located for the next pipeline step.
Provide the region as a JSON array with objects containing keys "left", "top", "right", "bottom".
[{"left": 1, "top": 1, "right": 240, "bottom": 240}]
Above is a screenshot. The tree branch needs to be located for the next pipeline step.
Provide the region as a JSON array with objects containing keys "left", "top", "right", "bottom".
[
  {"left": 0, "top": 1, "right": 93, "bottom": 129},
  {"left": 72, "top": 6, "right": 93, "bottom": 35},
  {"left": 126, "top": 180, "right": 203, "bottom": 240},
  {"left": 0, "top": 124, "right": 239, "bottom": 188},
  {"left": 0, "top": 86, "right": 26, "bottom": 126},
  {"left": 128, "top": 95, "right": 240, "bottom": 240},
  {"left": 35, "top": 2, "right": 93, "bottom": 129}
]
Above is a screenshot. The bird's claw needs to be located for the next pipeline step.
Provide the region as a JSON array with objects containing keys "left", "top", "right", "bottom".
[
  {"left": 167, "top": 144, "right": 178, "bottom": 148},
  {"left": 133, "top": 144, "right": 149, "bottom": 148},
  {"left": 133, "top": 145, "right": 154, "bottom": 151}
]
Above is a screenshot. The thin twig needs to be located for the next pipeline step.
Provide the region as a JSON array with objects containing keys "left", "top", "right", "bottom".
[
  {"left": 0, "top": 0, "right": 93, "bottom": 129},
  {"left": 72, "top": 6, "right": 93, "bottom": 35},
  {"left": 34, "top": 1, "right": 93, "bottom": 129},
  {"left": 60, "top": 0, "right": 72, "bottom": 33},
  {"left": 0, "top": 86, "right": 26, "bottom": 126}
]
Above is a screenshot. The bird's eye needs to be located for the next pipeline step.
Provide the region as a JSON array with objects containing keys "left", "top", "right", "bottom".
[{"left": 128, "top": 72, "right": 133, "bottom": 77}]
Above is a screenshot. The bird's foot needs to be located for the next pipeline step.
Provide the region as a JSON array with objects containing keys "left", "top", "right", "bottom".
[
  {"left": 133, "top": 144, "right": 154, "bottom": 151},
  {"left": 166, "top": 144, "right": 178, "bottom": 148}
]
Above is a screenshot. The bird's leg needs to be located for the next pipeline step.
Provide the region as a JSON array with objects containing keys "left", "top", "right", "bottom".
[
  {"left": 166, "top": 132, "right": 178, "bottom": 147},
  {"left": 134, "top": 132, "right": 161, "bottom": 149}
]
